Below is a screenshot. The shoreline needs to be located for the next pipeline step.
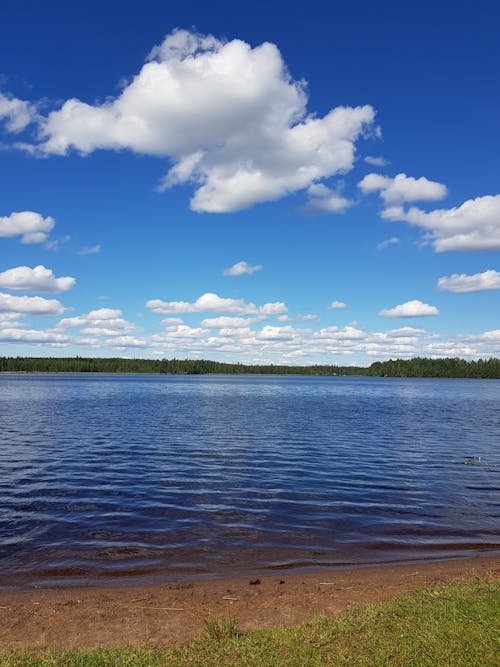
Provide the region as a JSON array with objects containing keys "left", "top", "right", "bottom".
[{"left": 1, "top": 554, "right": 498, "bottom": 653}]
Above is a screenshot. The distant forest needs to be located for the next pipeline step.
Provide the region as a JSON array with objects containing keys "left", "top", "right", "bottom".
[{"left": 1, "top": 356, "right": 500, "bottom": 378}]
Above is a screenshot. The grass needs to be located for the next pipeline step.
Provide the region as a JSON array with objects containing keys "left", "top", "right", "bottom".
[{"left": 1, "top": 577, "right": 499, "bottom": 666}]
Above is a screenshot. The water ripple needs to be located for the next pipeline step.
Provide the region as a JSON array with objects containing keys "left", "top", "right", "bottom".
[{"left": 0, "top": 374, "right": 499, "bottom": 588}]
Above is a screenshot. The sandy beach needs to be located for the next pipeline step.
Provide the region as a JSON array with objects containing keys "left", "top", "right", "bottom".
[{"left": 1, "top": 555, "right": 498, "bottom": 653}]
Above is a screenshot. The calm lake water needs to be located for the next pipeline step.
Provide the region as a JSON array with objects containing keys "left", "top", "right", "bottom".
[{"left": 0, "top": 374, "right": 499, "bottom": 589}]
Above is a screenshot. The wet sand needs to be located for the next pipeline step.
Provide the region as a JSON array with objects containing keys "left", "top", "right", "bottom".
[{"left": 0, "top": 554, "right": 498, "bottom": 653}]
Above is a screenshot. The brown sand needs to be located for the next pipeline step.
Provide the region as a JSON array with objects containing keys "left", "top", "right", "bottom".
[{"left": 0, "top": 555, "right": 498, "bottom": 653}]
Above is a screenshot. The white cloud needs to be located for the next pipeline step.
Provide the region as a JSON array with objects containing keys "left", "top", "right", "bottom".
[
  {"left": 0, "top": 327, "right": 70, "bottom": 345},
  {"left": 258, "top": 301, "right": 287, "bottom": 316},
  {"left": 303, "top": 183, "right": 352, "bottom": 214},
  {"left": 4, "top": 302, "right": 500, "bottom": 363},
  {"left": 0, "top": 265, "right": 75, "bottom": 293},
  {"left": 297, "top": 314, "right": 319, "bottom": 321},
  {"left": 437, "top": 269, "right": 500, "bottom": 293},
  {"left": 78, "top": 244, "right": 101, "bottom": 255},
  {"left": 0, "top": 292, "right": 64, "bottom": 316},
  {"left": 146, "top": 292, "right": 287, "bottom": 316},
  {"left": 257, "top": 325, "right": 297, "bottom": 340},
  {"left": 0, "top": 211, "right": 55, "bottom": 244},
  {"left": 0, "top": 92, "right": 36, "bottom": 132},
  {"left": 377, "top": 236, "right": 399, "bottom": 250},
  {"left": 386, "top": 326, "right": 428, "bottom": 337},
  {"left": 147, "top": 293, "right": 255, "bottom": 315},
  {"left": 223, "top": 261, "right": 262, "bottom": 276},
  {"left": 160, "top": 317, "right": 185, "bottom": 327},
  {"left": 364, "top": 156, "right": 389, "bottom": 167},
  {"left": 383, "top": 195, "right": 500, "bottom": 252},
  {"left": 314, "top": 325, "right": 364, "bottom": 341},
  {"left": 107, "top": 335, "right": 148, "bottom": 348},
  {"left": 45, "top": 235, "right": 71, "bottom": 252},
  {"left": 56, "top": 308, "right": 138, "bottom": 336},
  {"left": 0, "top": 312, "right": 23, "bottom": 324},
  {"left": 379, "top": 300, "right": 439, "bottom": 318},
  {"left": 359, "top": 172, "right": 447, "bottom": 204},
  {"left": 327, "top": 300, "right": 347, "bottom": 310},
  {"left": 154, "top": 324, "right": 208, "bottom": 340},
  {"left": 201, "top": 316, "right": 254, "bottom": 328},
  {"left": 57, "top": 307, "right": 122, "bottom": 326},
  {"left": 31, "top": 29, "right": 375, "bottom": 212}
]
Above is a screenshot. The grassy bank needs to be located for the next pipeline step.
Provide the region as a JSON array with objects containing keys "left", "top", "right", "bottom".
[{"left": 2, "top": 578, "right": 498, "bottom": 666}]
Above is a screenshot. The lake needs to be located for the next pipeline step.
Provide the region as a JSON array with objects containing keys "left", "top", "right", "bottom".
[{"left": 0, "top": 374, "right": 498, "bottom": 589}]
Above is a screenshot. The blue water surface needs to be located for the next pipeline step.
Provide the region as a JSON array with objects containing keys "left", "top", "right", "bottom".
[{"left": 0, "top": 374, "right": 498, "bottom": 588}]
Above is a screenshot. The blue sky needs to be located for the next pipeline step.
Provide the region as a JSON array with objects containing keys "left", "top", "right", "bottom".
[{"left": 0, "top": 0, "right": 499, "bottom": 365}]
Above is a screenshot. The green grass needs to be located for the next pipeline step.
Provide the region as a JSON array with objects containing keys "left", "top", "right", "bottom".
[{"left": 2, "top": 577, "right": 499, "bottom": 666}]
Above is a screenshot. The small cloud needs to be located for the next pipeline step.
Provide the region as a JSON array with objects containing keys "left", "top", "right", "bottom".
[
  {"left": 0, "top": 210, "right": 55, "bottom": 244},
  {"left": 98, "top": 295, "right": 110, "bottom": 300},
  {"left": 160, "top": 317, "right": 185, "bottom": 327},
  {"left": 0, "top": 265, "right": 75, "bottom": 293},
  {"left": 0, "top": 92, "right": 36, "bottom": 133},
  {"left": 364, "top": 155, "right": 389, "bottom": 167},
  {"left": 223, "top": 261, "right": 262, "bottom": 276},
  {"left": 146, "top": 292, "right": 287, "bottom": 316},
  {"left": 437, "top": 269, "right": 500, "bottom": 293},
  {"left": 200, "top": 316, "right": 252, "bottom": 328},
  {"left": 45, "top": 235, "right": 70, "bottom": 252},
  {"left": 277, "top": 313, "right": 318, "bottom": 322},
  {"left": 379, "top": 299, "right": 439, "bottom": 318},
  {"left": 303, "top": 183, "right": 352, "bottom": 215},
  {"left": 377, "top": 236, "right": 400, "bottom": 250},
  {"left": 78, "top": 244, "right": 101, "bottom": 255},
  {"left": 382, "top": 195, "right": 500, "bottom": 252},
  {"left": 258, "top": 302, "right": 287, "bottom": 316},
  {"left": 359, "top": 172, "right": 448, "bottom": 204},
  {"left": 0, "top": 292, "right": 65, "bottom": 316},
  {"left": 295, "top": 314, "right": 319, "bottom": 322},
  {"left": 327, "top": 300, "right": 347, "bottom": 310}
]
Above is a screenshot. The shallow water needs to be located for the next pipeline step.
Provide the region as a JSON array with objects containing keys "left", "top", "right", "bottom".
[{"left": 0, "top": 374, "right": 499, "bottom": 588}]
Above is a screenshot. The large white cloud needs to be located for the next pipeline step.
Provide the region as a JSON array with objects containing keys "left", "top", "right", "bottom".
[
  {"left": 146, "top": 292, "right": 287, "bottom": 316},
  {"left": 0, "top": 292, "right": 64, "bottom": 315},
  {"left": 0, "top": 211, "right": 55, "bottom": 244},
  {"left": 383, "top": 195, "right": 500, "bottom": 252},
  {"left": 379, "top": 300, "right": 439, "bottom": 318},
  {"left": 0, "top": 265, "right": 75, "bottom": 293},
  {"left": 437, "top": 269, "right": 500, "bottom": 293},
  {"left": 359, "top": 172, "right": 448, "bottom": 204},
  {"left": 30, "top": 29, "right": 375, "bottom": 212}
]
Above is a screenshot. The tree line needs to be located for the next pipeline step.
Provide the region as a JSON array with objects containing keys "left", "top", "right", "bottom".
[
  {"left": 366, "top": 356, "right": 500, "bottom": 379},
  {"left": 0, "top": 356, "right": 499, "bottom": 378},
  {"left": 0, "top": 356, "right": 359, "bottom": 376}
]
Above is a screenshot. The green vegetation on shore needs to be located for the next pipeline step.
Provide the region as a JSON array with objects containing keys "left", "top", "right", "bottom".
[
  {"left": 366, "top": 356, "right": 500, "bottom": 379},
  {"left": 0, "top": 356, "right": 362, "bottom": 375},
  {"left": 2, "top": 578, "right": 498, "bottom": 666},
  {"left": 1, "top": 355, "right": 500, "bottom": 378}
]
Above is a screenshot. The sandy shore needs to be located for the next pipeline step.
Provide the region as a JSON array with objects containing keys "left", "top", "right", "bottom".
[{"left": 0, "top": 555, "right": 498, "bottom": 653}]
